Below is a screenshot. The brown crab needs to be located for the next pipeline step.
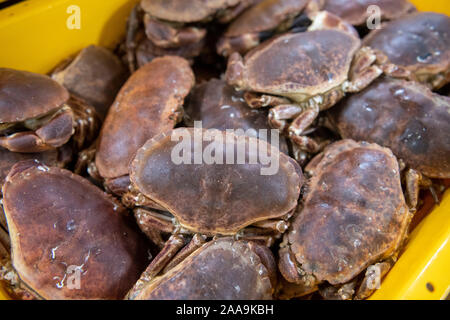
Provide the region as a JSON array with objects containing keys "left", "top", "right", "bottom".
[
  {"left": 51, "top": 45, "right": 128, "bottom": 120},
  {"left": 226, "top": 11, "right": 402, "bottom": 159},
  {"left": 0, "top": 160, "right": 151, "bottom": 299},
  {"left": 307, "top": 0, "right": 416, "bottom": 27},
  {"left": 81, "top": 56, "right": 194, "bottom": 195},
  {"left": 327, "top": 77, "right": 450, "bottom": 209},
  {"left": 127, "top": 237, "right": 277, "bottom": 300},
  {"left": 123, "top": 127, "right": 303, "bottom": 252},
  {"left": 217, "top": 0, "right": 310, "bottom": 57},
  {"left": 0, "top": 68, "right": 99, "bottom": 153},
  {"left": 184, "top": 78, "right": 289, "bottom": 153},
  {"left": 278, "top": 140, "right": 412, "bottom": 300},
  {"left": 126, "top": 0, "right": 254, "bottom": 70},
  {"left": 363, "top": 12, "right": 450, "bottom": 90}
]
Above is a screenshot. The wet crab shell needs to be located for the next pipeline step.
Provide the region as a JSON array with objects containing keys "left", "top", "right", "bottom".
[
  {"left": 51, "top": 45, "right": 128, "bottom": 120},
  {"left": 317, "top": 0, "right": 416, "bottom": 26},
  {"left": 130, "top": 128, "right": 303, "bottom": 235},
  {"left": 223, "top": 0, "right": 309, "bottom": 37},
  {"left": 0, "top": 68, "right": 69, "bottom": 124},
  {"left": 129, "top": 238, "right": 275, "bottom": 300},
  {"left": 0, "top": 149, "right": 61, "bottom": 195},
  {"left": 185, "top": 78, "right": 289, "bottom": 153},
  {"left": 217, "top": 0, "right": 309, "bottom": 55},
  {"left": 284, "top": 140, "right": 410, "bottom": 285},
  {"left": 2, "top": 161, "right": 150, "bottom": 299},
  {"left": 363, "top": 12, "right": 450, "bottom": 88},
  {"left": 328, "top": 78, "right": 450, "bottom": 179},
  {"left": 226, "top": 29, "right": 360, "bottom": 101},
  {"left": 95, "top": 56, "right": 195, "bottom": 180},
  {"left": 141, "top": 0, "right": 243, "bottom": 23}
]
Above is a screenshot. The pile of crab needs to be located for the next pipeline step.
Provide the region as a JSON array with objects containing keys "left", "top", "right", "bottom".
[{"left": 1, "top": 0, "right": 449, "bottom": 300}]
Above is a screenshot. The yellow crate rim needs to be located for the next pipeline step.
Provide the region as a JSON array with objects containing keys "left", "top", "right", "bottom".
[{"left": 0, "top": 0, "right": 449, "bottom": 300}]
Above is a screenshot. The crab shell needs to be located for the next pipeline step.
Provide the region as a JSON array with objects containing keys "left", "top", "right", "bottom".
[
  {"left": 0, "top": 68, "right": 69, "bottom": 125},
  {"left": 141, "top": 0, "right": 244, "bottom": 23},
  {"left": 217, "top": 0, "right": 309, "bottom": 56},
  {"left": 282, "top": 140, "right": 410, "bottom": 286},
  {"left": 0, "top": 149, "right": 64, "bottom": 196},
  {"left": 226, "top": 29, "right": 361, "bottom": 102},
  {"left": 2, "top": 161, "right": 150, "bottom": 299},
  {"left": 135, "top": 36, "right": 204, "bottom": 67},
  {"left": 129, "top": 238, "right": 276, "bottom": 300},
  {"left": 317, "top": 0, "right": 416, "bottom": 26},
  {"left": 52, "top": 45, "right": 128, "bottom": 120},
  {"left": 328, "top": 78, "right": 450, "bottom": 179},
  {"left": 95, "top": 56, "right": 195, "bottom": 180},
  {"left": 130, "top": 128, "right": 303, "bottom": 235},
  {"left": 185, "top": 78, "right": 289, "bottom": 153},
  {"left": 363, "top": 12, "right": 450, "bottom": 89}
]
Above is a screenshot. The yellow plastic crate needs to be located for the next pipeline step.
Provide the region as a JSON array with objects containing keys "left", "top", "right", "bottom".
[{"left": 0, "top": 0, "right": 449, "bottom": 300}]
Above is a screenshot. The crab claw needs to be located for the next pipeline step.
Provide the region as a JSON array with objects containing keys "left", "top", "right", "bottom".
[{"left": 225, "top": 52, "right": 247, "bottom": 90}]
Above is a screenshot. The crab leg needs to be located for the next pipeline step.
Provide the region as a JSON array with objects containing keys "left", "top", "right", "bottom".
[
  {"left": 355, "top": 261, "right": 392, "bottom": 300},
  {"left": 122, "top": 190, "right": 168, "bottom": 211},
  {"left": 162, "top": 234, "right": 207, "bottom": 274},
  {"left": 126, "top": 4, "right": 142, "bottom": 72},
  {"left": 69, "top": 97, "right": 100, "bottom": 150},
  {"left": 404, "top": 168, "right": 433, "bottom": 211},
  {"left": 135, "top": 208, "right": 176, "bottom": 235},
  {"left": 268, "top": 104, "right": 303, "bottom": 131},
  {"left": 244, "top": 92, "right": 291, "bottom": 109},
  {"left": 0, "top": 204, "right": 7, "bottom": 231},
  {"left": 127, "top": 235, "right": 185, "bottom": 299},
  {"left": 289, "top": 104, "right": 320, "bottom": 138},
  {"left": 251, "top": 219, "right": 289, "bottom": 234}
]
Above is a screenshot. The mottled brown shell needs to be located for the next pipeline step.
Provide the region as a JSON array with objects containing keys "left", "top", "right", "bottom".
[
  {"left": 328, "top": 78, "right": 450, "bottom": 179},
  {"left": 0, "top": 68, "right": 69, "bottom": 124},
  {"left": 363, "top": 12, "right": 450, "bottom": 76},
  {"left": 185, "top": 78, "right": 288, "bottom": 153},
  {"left": 131, "top": 238, "right": 274, "bottom": 300},
  {"left": 224, "top": 0, "right": 308, "bottom": 37},
  {"left": 2, "top": 161, "right": 150, "bottom": 300},
  {"left": 226, "top": 30, "right": 360, "bottom": 99},
  {"left": 320, "top": 0, "right": 416, "bottom": 26},
  {"left": 95, "top": 56, "right": 194, "bottom": 179},
  {"left": 0, "top": 149, "right": 59, "bottom": 194},
  {"left": 141, "top": 0, "right": 242, "bottom": 22},
  {"left": 287, "top": 140, "right": 410, "bottom": 284},
  {"left": 52, "top": 45, "right": 128, "bottom": 120},
  {"left": 130, "top": 128, "right": 303, "bottom": 235}
]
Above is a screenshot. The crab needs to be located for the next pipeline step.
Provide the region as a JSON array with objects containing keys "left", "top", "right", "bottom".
[
  {"left": 217, "top": 0, "right": 310, "bottom": 57},
  {"left": 0, "top": 68, "right": 100, "bottom": 153},
  {"left": 0, "top": 160, "right": 151, "bottom": 300},
  {"left": 127, "top": 237, "right": 277, "bottom": 300},
  {"left": 132, "top": 35, "right": 205, "bottom": 70},
  {"left": 0, "top": 147, "right": 71, "bottom": 195},
  {"left": 225, "top": 11, "right": 407, "bottom": 161},
  {"left": 307, "top": 0, "right": 416, "bottom": 28},
  {"left": 184, "top": 78, "right": 289, "bottom": 153},
  {"left": 326, "top": 77, "right": 450, "bottom": 209},
  {"left": 78, "top": 56, "right": 194, "bottom": 195},
  {"left": 278, "top": 140, "right": 412, "bottom": 300},
  {"left": 363, "top": 12, "right": 450, "bottom": 90},
  {"left": 122, "top": 127, "right": 303, "bottom": 250},
  {"left": 125, "top": 0, "right": 255, "bottom": 71},
  {"left": 51, "top": 45, "right": 128, "bottom": 120}
]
